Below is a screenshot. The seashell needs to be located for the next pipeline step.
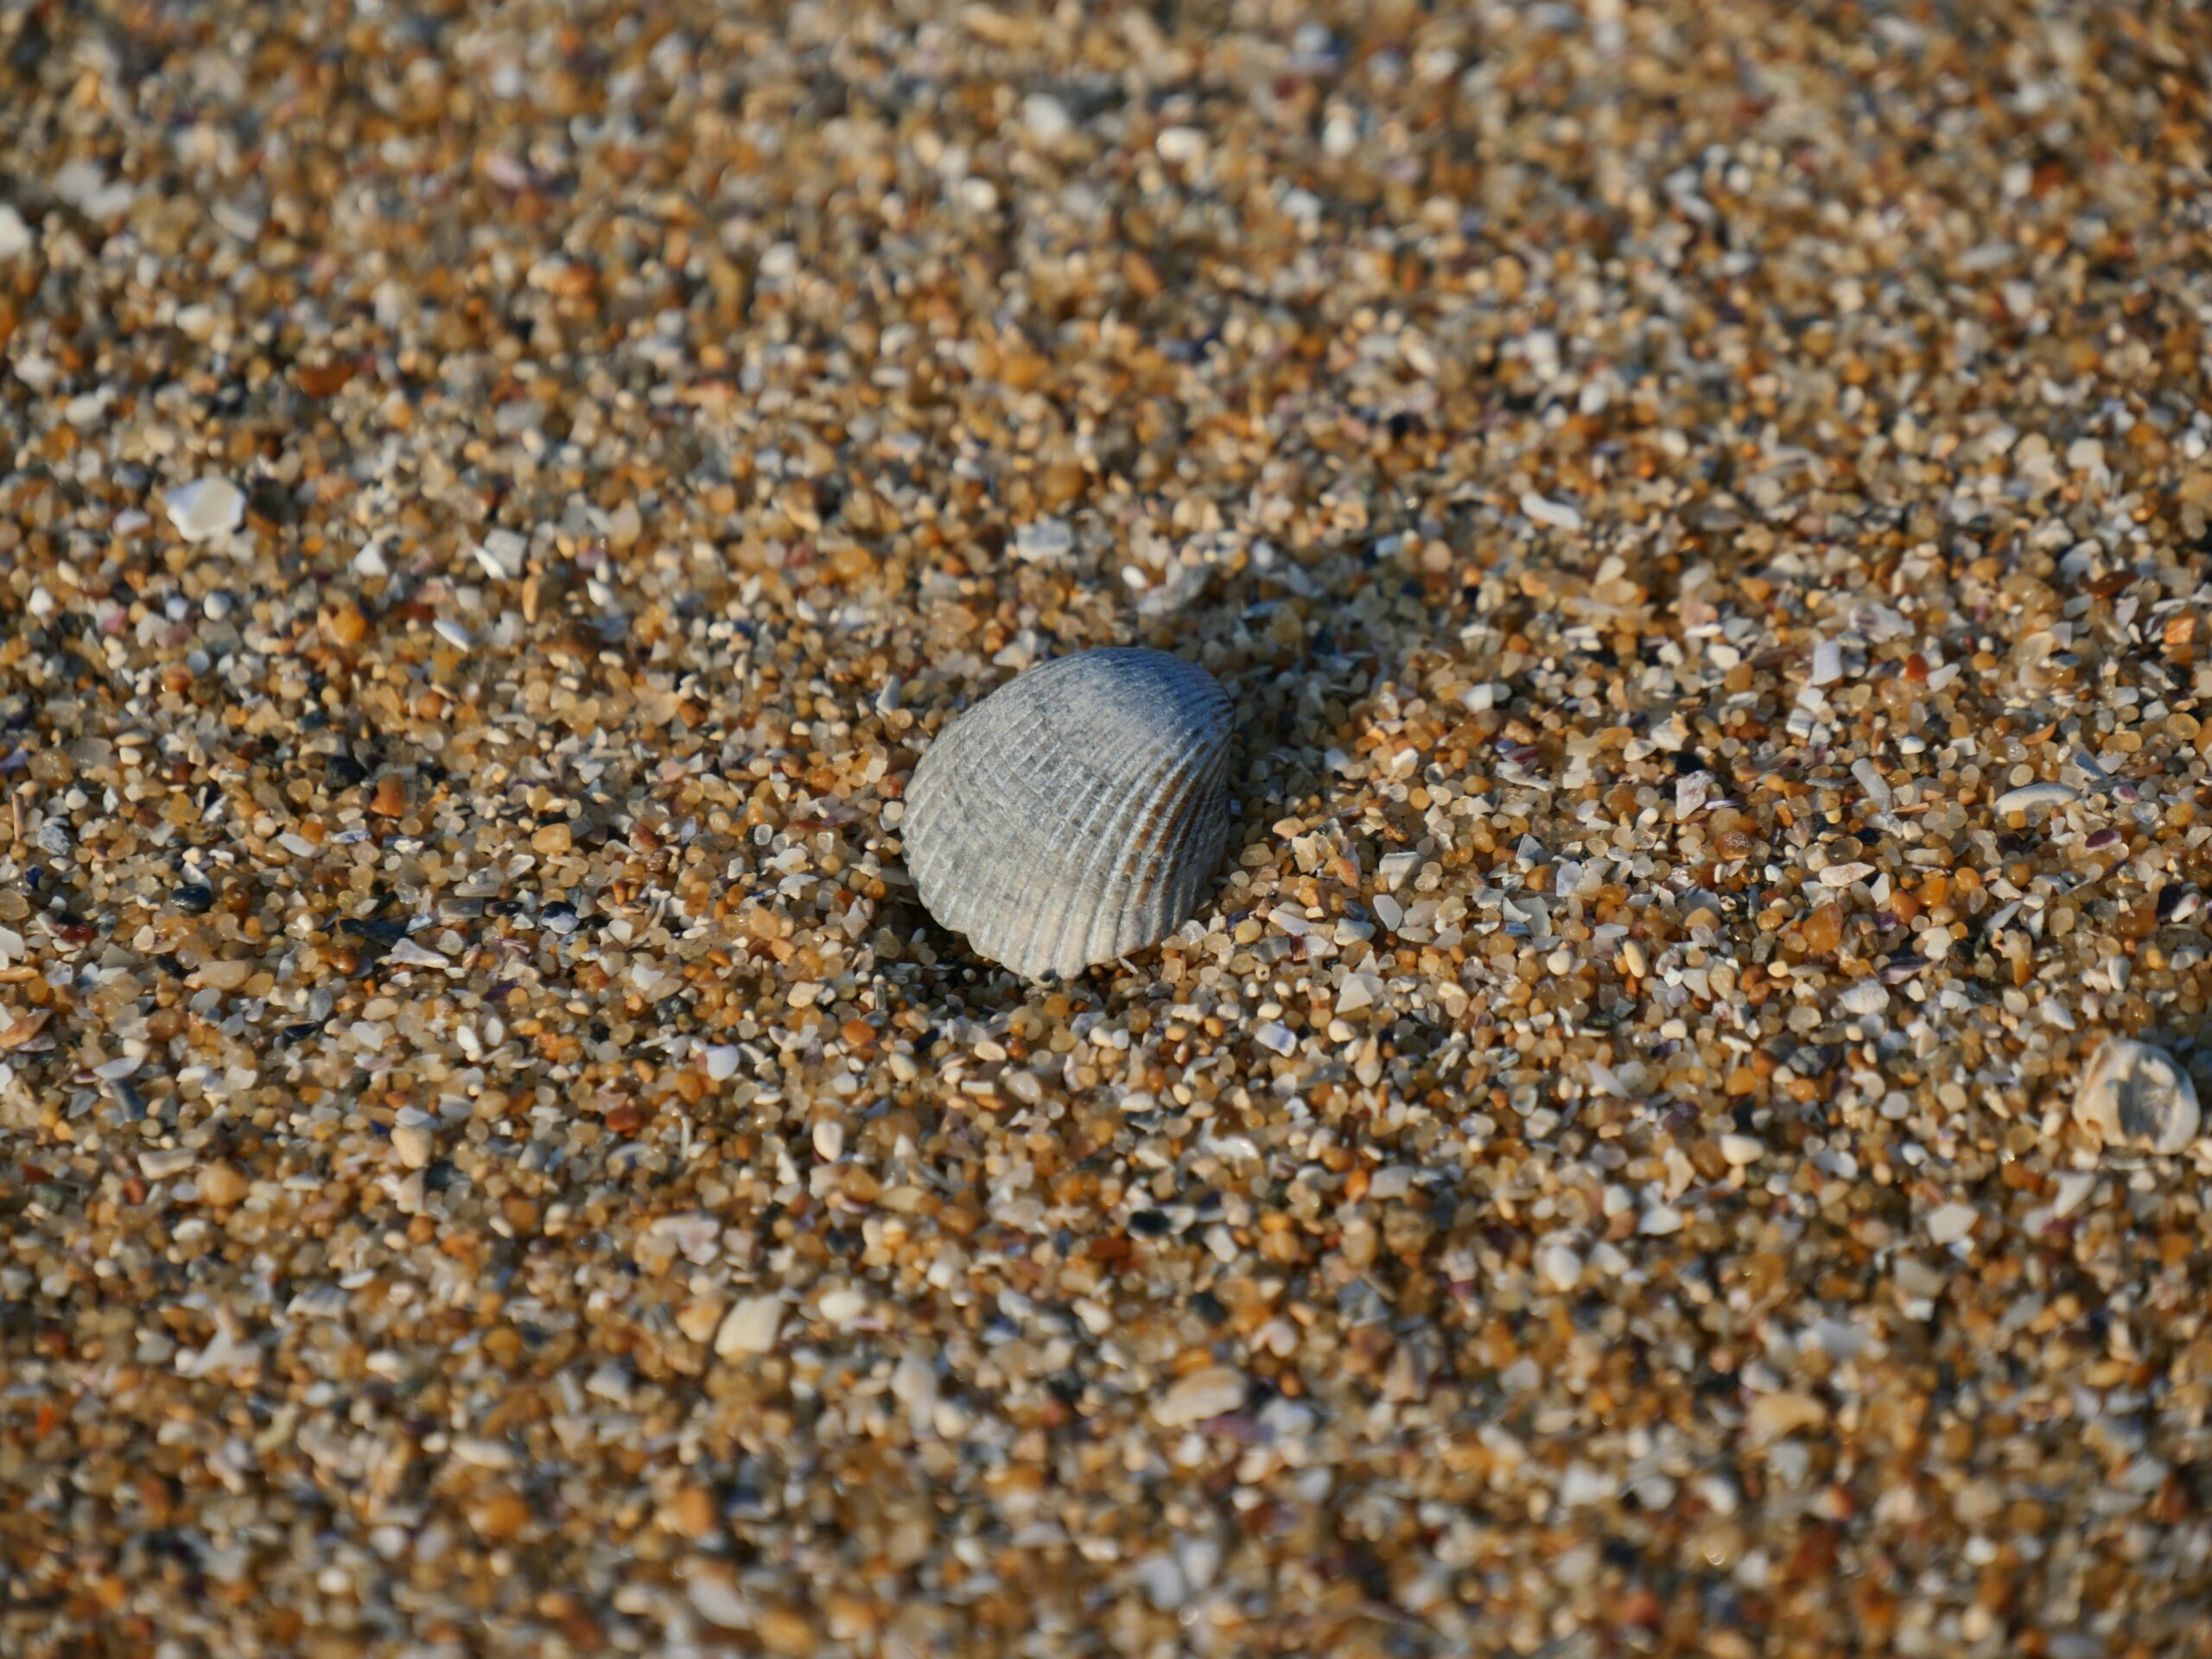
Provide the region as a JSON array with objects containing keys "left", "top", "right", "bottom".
[
  {"left": 2074, "top": 1037, "right": 2202, "bottom": 1155},
  {"left": 899, "top": 648, "right": 1234, "bottom": 980}
]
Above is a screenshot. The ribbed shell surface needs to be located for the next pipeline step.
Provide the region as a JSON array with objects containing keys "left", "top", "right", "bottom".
[{"left": 900, "top": 649, "right": 1235, "bottom": 980}]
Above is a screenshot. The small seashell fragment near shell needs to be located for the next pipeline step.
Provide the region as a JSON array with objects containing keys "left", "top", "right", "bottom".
[{"left": 899, "top": 648, "right": 1235, "bottom": 980}]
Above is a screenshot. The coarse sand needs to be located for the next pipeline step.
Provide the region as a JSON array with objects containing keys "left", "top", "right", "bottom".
[{"left": 7, "top": 3, "right": 2212, "bottom": 1655}]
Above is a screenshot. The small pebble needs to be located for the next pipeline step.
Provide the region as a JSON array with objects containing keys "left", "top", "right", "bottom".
[
  {"left": 674, "top": 1297, "right": 726, "bottom": 1344},
  {"left": 1718, "top": 1135, "right": 1764, "bottom": 1166},
  {"left": 1519, "top": 491, "right": 1584, "bottom": 531},
  {"left": 198, "top": 1162, "right": 250, "bottom": 1207},
  {"left": 1993, "top": 781, "right": 2079, "bottom": 815},
  {"left": 1022, "top": 93, "right": 1073, "bottom": 143},
  {"left": 472, "top": 1491, "right": 531, "bottom": 1542},
  {"left": 2052, "top": 1173, "right": 2099, "bottom": 1219},
  {"left": 197, "top": 959, "right": 253, "bottom": 992},
  {"left": 391, "top": 1119, "right": 435, "bottom": 1170},
  {"left": 817, "top": 1285, "right": 867, "bottom": 1325},
  {"left": 1746, "top": 1392, "right": 1828, "bottom": 1442},
  {"left": 668, "top": 1485, "right": 718, "bottom": 1541},
  {"left": 1154, "top": 1366, "right": 1247, "bottom": 1427},
  {"left": 162, "top": 476, "right": 245, "bottom": 543},
  {"left": 1926, "top": 1202, "right": 1979, "bottom": 1246},
  {"left": 1154, "top": 126, "right": 1208, "bottom": 166},
  {"left": 1536, "top": 1241, "right": 1582, "bottom": 1293},
  {"left": 715, "top": 1295, "right": 784, "bottom": 1358},
  {"left": 687, "top": 1574, "right": 752, "bottom": 1630},
  {"left": 1012, "top": 518, "right": 1074, "bottom": 562},
  {"left": 1851, "top": 758, "right": 1893, "bottom": 812}
]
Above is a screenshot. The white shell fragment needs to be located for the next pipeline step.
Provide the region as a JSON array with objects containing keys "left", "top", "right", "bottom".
[
  {"left": 163, "top": 475, "right": 245, "bottom": 543},
  {"left": 714, "top": 1294, "right": 784, "bottom": 1359},
  {"left": 2075, "top": 1038, "right": 2202, "bottom": 1155},
  {"left": 1993, "top": 781, "right": 2079, "bottom": 816},
  {"left": 900, "top": 648, "right": 1234, "bottom": 980},
  {"left": 1153, "top": 1365, "right": 1246, "bottom": 1427}
]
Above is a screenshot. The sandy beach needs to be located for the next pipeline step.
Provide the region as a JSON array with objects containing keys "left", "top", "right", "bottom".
[{"left": 6, "top": 2, "right": 2212, "bottom": 1653}]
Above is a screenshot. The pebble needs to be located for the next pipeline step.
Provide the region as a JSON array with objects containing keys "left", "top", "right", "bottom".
[
  {"left": 196, "top": 959, "right": 253, "bottom": 992},
  {"left": 715, "top": 1295, "right": 784, "bottom": 1359},
  {"left": 1926, "top": 1202, "right": 1980, "bottom": 1246},
  {"left": 1154, "top": 126, "right": 1208, "bottom": 167},
  {"left": 891, "top": 1352, "right": 938, "bottom": 1431},
  {"left": 454, "top": 1436, "right": 518, "bottom": 1471},
  {"left": 668, "top": 1485, "right": 718, "bottom": 1541},
  {"left": 686, "top": 1573, "right": 752, "bottom": 1630},
  {"left": 1132, "top": 1553, "right": 1192, "bottom": 1611},
  {"left": 1011, "top": 518, "right": 1074, "bottom": 562},
  {"left": 1558, "top": 1465, "right": 1617, "bottom": 1507},
  {"left": 1746, "top": 1392, "right": 1828, "bottom": 1442},
  {"left": 1022, "top": 92, "right": 1073, "bottom": 143},
  {"left": 817, "top": 1285, "right": 868, "bottom": 1325},
  {"left": 466, "top": 1488, "right": 529, "bottom": 1543},
  {"left": 1519, "top": 491, "right": 1584, "bottom": 531},
  {"left": 674, "top": 1297, "right": 726, "bottom": 1345},
  {"left": 1335, "top": 972, "right": 1382, "bottom": 1014},
  {"left": 198, "top": 1162, "right": 250, "bottom": 1207},
  {"left": 162, "top": 476, "right": 245, "bottom": 543},
  {"left": 315, "top": 601, "right": 365, "bottom": 651},
  {"left": 1836, "top": 981, "right": 1888, "bottom": 1017},
  {"left": 391, "top": 1118, "right": 435, "bottom": 1170},
  {"left": 477, "top": 528, "right": 528, "bottom": 580},
  {"left": 2052, "top": 1173, "right": 2100, "bottom": 1219},
  {"left": 1153, "top": 1366, "right": 1247, "bottom": 1428},
  {"left": 1993, "top": 781, "right": 2080, "bottom": 815},
  {"left": 1376, "top": 850, "right": 1421, "bottom": 889},
  {"left": 1536, "top": 1241, "right": 1582, "bottom": 1294}
]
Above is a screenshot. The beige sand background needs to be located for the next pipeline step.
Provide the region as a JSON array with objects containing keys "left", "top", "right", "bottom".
[{"left": 5, "top": 2, "right": 2212, "bottom": 1654}]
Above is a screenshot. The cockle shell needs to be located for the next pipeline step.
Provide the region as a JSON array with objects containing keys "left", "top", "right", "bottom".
[
  {"left": 899, "top": 648, "right": 1234, "bottom": 980},
  {"left": 2074, "top": 1037, "right": 2202, "bottom": 1155}
]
